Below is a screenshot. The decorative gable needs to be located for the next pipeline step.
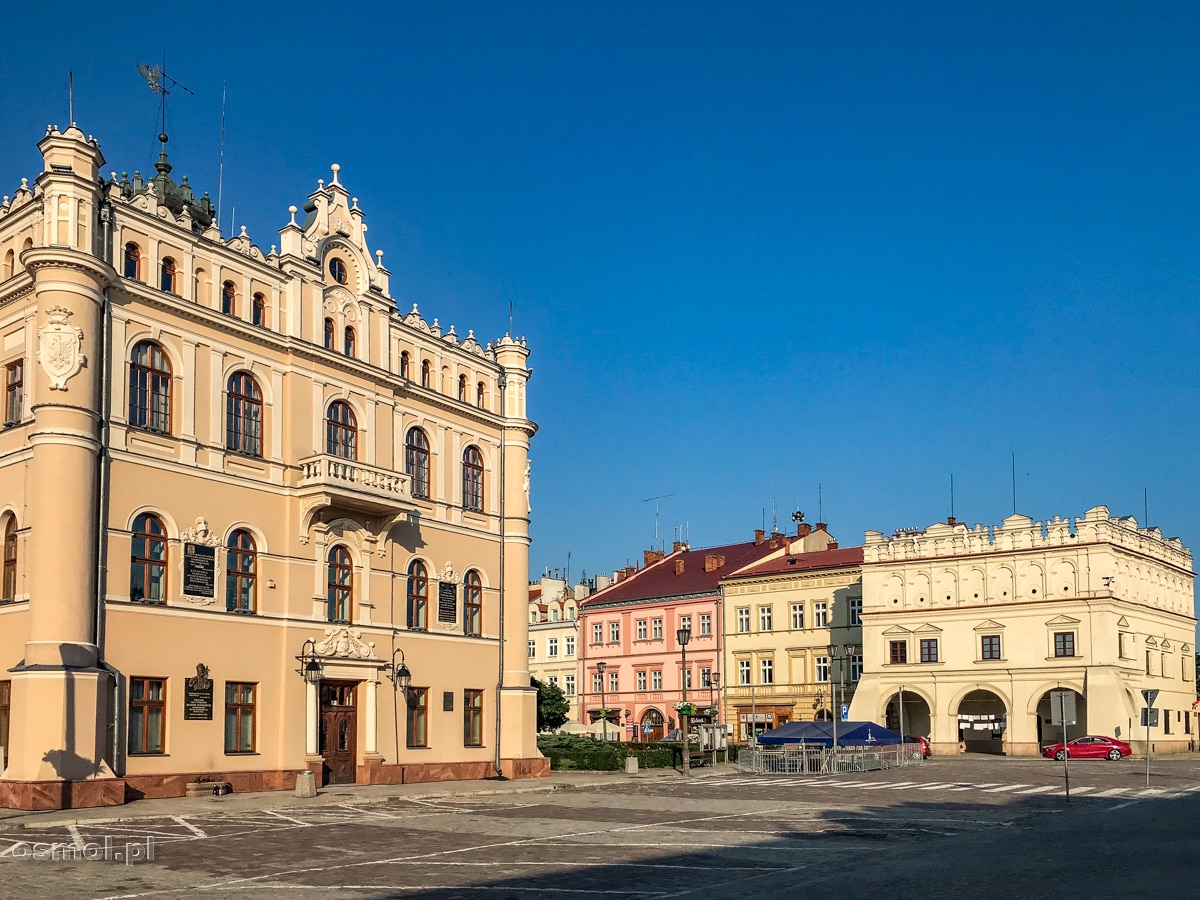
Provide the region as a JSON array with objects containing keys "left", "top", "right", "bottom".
[
  {"left": 913, "top": 623, "right": 943, "bottom": 634},
  {"left": 882, "top": 625, "right": 913, "bottom": 636},
  {"left": 1044, "top": 615, "right": 1081, "bottom": 627},
  {"left": 1116, "top": 616, "right": 1130, "bottom": 628},
  {"left": 973, "top": 619, "right": 1005, "bottom": 632}
]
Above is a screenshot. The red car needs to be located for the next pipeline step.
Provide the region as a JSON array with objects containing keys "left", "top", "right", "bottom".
[
  {"left": 903, "top": 735, "right": 931, "bottom": 759},
  {"left": 1041, "top": 735, "right": 1131, "bottom": 761}
]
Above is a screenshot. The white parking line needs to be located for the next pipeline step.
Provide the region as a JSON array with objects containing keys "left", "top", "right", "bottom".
[
  {"left": 171, "top": 816, "right": 208, "bottom": 838},
  {"left": 1067, "top": 786, "right": 1095, "bottom": 795},
  {"left": 984, "top": 784, "right": 1030, "bottom": 793},
  {"left": 1092, "top": 788, "right": 1129, "bottom": 797},
  {"left": 1015, "top": 786, "right": 1056, "bottom": 795},
  {"left": 917, "top": 783, "right": 954, "bottom": 791}
]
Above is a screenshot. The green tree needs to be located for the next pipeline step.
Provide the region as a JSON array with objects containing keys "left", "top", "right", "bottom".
[{"left": 532, "top": 676, "right": 570, "bottom": 732}]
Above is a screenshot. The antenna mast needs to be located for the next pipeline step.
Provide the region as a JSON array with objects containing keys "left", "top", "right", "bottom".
[
  {"left": 642, "top": 493, "right": 675, "bottom": 551},
  {"left": 218, "top": 80, "right": 226, "bottom": 234}
]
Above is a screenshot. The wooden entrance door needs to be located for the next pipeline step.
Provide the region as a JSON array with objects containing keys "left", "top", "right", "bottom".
[{"left": 319, "top": 681, "right": 358, "bottom": 785}]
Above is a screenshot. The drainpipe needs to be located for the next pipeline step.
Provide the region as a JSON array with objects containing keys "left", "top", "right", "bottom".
[
  {"left": 94, "top": 199, "right": 116, "bottom": 769},
  {"left": 493, "top": 367, "right": 507, "bottom": 779}
]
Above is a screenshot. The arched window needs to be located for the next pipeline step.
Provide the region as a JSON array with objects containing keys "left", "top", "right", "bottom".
[
  {"left": 328, "top": 257, "right": 347, "bottom": 284},
  {"left": 327, "top": 545, "right": 352, "bottom": 623},
  {"left": 226, "top": 371, "right": 263, "bottom": 457},
  {"left": 326, "top": 400, "right": 357, "bottom": 459},
  {"left": 160, "top": 257, "right": 176, "bottom": 293},
  {"left": 2, "top": 517, "right": 17, "bottom": 601},
  {"left": 226, "top": 529, "right": 256, "bottom": 613},
  {"left": 323, "top": 318, "right": 335, "bottom": 350},
  {"left": 407, "top": 559, "right": 428, "bottom": 629},
  {"left": 420, "top": 359, "right": 431, "bottom": 389},
  {"left": 462, "top": 445, "right": 483, "bottom": 512},
  {"left": 252, "top": 293, "right": 266, "bottom": 327},
  {"left": 463, "top": 569, "right": 482, "bottom": 636},
  {"left": 221, "top": 281, "right": 237, "bottom": 316},
  {"left": 3, "top": 249, "right": 13, "bottom": 279},
  {"left": 458, "top": 375, "right": 467, "bottom": 402},
  {"left": 193, "top": 268, "right": 207, "bottom": 303},
  {"left": 129, "top": 341, "right": 172, "bottom": 433},
  {"left": 476, "top": 381, "right": 485, "bottom": 409},
  {"left": 123, "top": 243, "right": 141, "bottom": 281},
  {"left": 130, "top": 513, "right": 167, "bottom": 603},
  {"left": 405, "top": 427, "right": 430, "bottom": 499},
  {"left": 400, "top": 351, "right": 410, "bottom": 379},
  {"left": 344, "top": 326, "right": 356, "bottom": 357}
]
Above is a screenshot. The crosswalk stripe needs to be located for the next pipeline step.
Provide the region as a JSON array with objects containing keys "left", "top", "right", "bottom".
[
  {"left": 1092, "top": 788, "right": 1128, "bottom": 797},
  {"left": 917, "top": 783, "right": 954, "bottom": 790},
  {"left": 1016, "top": 785, "right": 1056, "bottom": 795},
  {"left": 1068, "top": 786, "right": 1095, "bottom": 795},
  {"left": 1139, "top": 788, "right": 1167, "bottom": 796},
  {"left": 984, "top": 784, "right": 1030, "bottom": 793}
]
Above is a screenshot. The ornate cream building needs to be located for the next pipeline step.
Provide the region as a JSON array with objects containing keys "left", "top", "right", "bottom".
[
  {"left": 719, "top": 524, "right": 863, "bottom": 739},
  {"left": 0, "top": 121, "right": 545, "bottom": 810},
  {"left": 849, "top": 509, "right": 1197, "bottom": 756},
  {"left": 527, "top": 574, "right": 584, "bottom": 724}
]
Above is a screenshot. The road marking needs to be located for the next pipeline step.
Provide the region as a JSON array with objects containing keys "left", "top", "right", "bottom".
[
  {"left": 917, "top": 783, "right": 954, "bottom": 790},
  {"left": 1015, "top": 786, "right": 1056, "bottom": 795},
  {"left": 171, "top": 816, "right": 208, "bottom": 838},
  {"left": 264, "top": 810, "right": 312, "bottom": 826},
  {"left": 882, "top": 782, "right": 919, "bottom": 790},
  {"left": 1138, "top": 788, "right": 1167, "bottom": 797},
  {"left": 1092, "top": 788, "right": 1128, "bottom": 797},
  {"left": 984, "top": 784, "right": 1030, "bottom": 793},
  {"left": 1067, "top": 786, "right": 1095, "bottom": 795}
]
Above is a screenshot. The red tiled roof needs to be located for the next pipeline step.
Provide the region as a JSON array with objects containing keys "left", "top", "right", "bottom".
[
  {"left": 581, "top": 538, "right": 779, "bottom": 607},
  {"left": 729, "top": 545, "right": 864, "bottom": 578},
  {"left": 529, "top": 587, "right": 543, "bottom": 601}
]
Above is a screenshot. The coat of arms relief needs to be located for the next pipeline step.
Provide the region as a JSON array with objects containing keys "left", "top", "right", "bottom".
[{"left": 36, "top": 306, "right": 86, "bottom": 390}]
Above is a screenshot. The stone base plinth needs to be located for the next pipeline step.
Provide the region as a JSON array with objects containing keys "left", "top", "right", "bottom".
[{"left": 0, "top": 778, "right": 125, "bottom": 811}]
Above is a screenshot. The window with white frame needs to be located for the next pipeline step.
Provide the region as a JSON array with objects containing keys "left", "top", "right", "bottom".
[
  {"left": 738, "top": 659, "right": 751, "bottom": 685},
  {"left": 564, "top": 675, "right": 575, "bottom": 696},
  {"left": 679, "top": 614, "right": 691, "bottom": 633},
  {"left": 609, "top": 621, "right": 620, "bottom": 643},
  {"left": 815, "top": 656, "right": 830, "bottom": 682},
  {"left": 565, "top": 636, "right": 576, "bottom": 656},
  {"left": 699, "top": 613, "right": 712, "bottom": 636},
  {"left": 547, "top": 638, "right": 558, "bottom": 657},
  {"left": 791, "top": 603, "right": 804, "bottom": 630},
  {"left": 814, "top": 601, "right": 828, "bottom": 628},
  {"left": 850, "top": 597, "right": 862, "bottom": 626},
  {"left": 760, "top": 657, "right": 774, "bottom": 684},
  {"left": 652, "top": 618, "right": 663, "bottom": 639},
  {"left": 700, "top": 667, "right": 711, "bottom": 687},
  {"left": 652, "top": 670, "right": 662, "bottom": 690},
  {"left": 636, "top": 671, "right": 647, "bottom": 691},
  {"left": 850, "top": 654, "right": 863, "bottom": 681},
  {"left": 528, "top": 640, "right": 535, "bottom": 659},
  {"left": 684, "top": 668, "right": 692, "bottom": 690},
  {"left": 548, "top": 675, "right": 558, "bottom": 687},
  {"left": 592, "top": 622, "right": 602, "bottom": 644},
  {"left": 736, "top": 607, "right": 750, "bottom": 633},
  {"left": 592, "top": 673, "right": 602, "bottom": 693},
  {"left": 636, "top": 619, "right": 647, "bottom": 640},
  {"left": 608, "top": 672, "right": 618, "bottom": 693},
  {"left": 759, "top": 606, "right": 772, "bottom": 632}
]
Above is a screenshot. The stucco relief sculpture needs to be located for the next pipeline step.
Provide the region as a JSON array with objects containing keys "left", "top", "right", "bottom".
[
  {"left": 524, "top": 462, "right": 531, "bottom": 513},
  {"left": 182, "top": 517, "right": 222, "bottom": 547},
  {"left": 36, "top": 306, "right": 86, "bottom": 390},
  {"left": 315, "top": 627, "right": 376, "bottom": 659}
]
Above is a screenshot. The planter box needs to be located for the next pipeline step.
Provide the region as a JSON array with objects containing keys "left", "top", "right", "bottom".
[{"left": 185, "top": 781, "right": 231, "bottom": 798}]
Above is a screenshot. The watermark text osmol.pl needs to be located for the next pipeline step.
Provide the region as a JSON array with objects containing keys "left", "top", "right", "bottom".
[{"left": 9, "top": 836, "right": 155, "bottom": 864}]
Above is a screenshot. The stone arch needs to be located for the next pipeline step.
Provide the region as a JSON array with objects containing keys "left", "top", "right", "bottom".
[
  {"left": 223, "top": 521, "right": 269, "bottom": 556},
  {"left": 221, "top": 359, "right": 276, "bottom": 405},
  {"left": 126, "top": 506, "right": 180, "bottom": 541},
  {"left": 947, "top": 682, "right": 1011, "bottom": 716}
]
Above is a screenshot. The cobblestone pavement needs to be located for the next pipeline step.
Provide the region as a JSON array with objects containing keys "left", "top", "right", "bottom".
[{"left": 0, "top": 756, "right": 1197, "bottom": 899}]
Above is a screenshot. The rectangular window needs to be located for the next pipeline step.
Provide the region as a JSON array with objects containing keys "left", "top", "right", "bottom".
[
  {"left": 736, "top": 608, "right": 750, "bottom": 633},
  {"left": 1119, "top": 632, "right": 1134, "bottom": 659},
  {"left": 609, "top": 621, "right": 620, "bottom": 643},
  {"left": 738, "top": 659, "right": 751, "bottom": 685},
  {"left": 791, "top": 603, "right": 804, "bottom": 630},
  {"left": 568, "top": 607, "right": 576, "bottom": 620},
  {"left": 564, "top": 675, "right": 575, "bottom": 696},
  {"left": 920, "top": 638, "right": 938, "bottom": 663},
  {"left": 1164, "top": 710, "right": 1171, "bottom": 734},
  {"left": 889, "top": 640, "right": 908, "bottom": 665},
  {"left": 565, "top": 636, "right": 575, "bottom": 656},
  {"left": 592, "top": 623, "right": 602, "bottom": 644},
  {"left": 547, "top": 638, "right": 558, "bottom": 657},
  {"left": 548, "top": 675, "right": 558, "bottom": 686},
  {"left": 1053, "top": 632, "right": 1075, "bottom": 658},
  {"left": 652, "top": 670, "right": 662, "bottom": 690},
  {"left": 700, "top": 666, "right": 711, "bottom": 688},
  {"left": 679, "top": 614, "right": 692, "bottom": 635},
  {"left": 652, "top": 618, "right": 663, "bottom": 639},
  {"left": 406, "top": 687, "right": 428, "bottom": 748},
  {"left": 592, "top": 673, "right": 602, "bottom": 693},
  {"left": 850, "top": 597, "right": 862, "bottom": 626},
  {"left": 815, "top": 656, "right": 830, "bottom": 683},
  {"left": 464, "top": 689, "right": 483, "bottom": 747},
  {"left": 684, "top": 668, "right": 693, "bottom": 690},
  {"left": 4, "top": 360, "right": 22, "bottom": 425},
  {"left": 550, "top": 608, "right": 558, "bottom": 621},
  {"left": 608, "top": 671, "right": 618, "bottom": 693},
  {"left": 224, "top": 682, "right": 256, "bottom": 753},
  {"left": 981, "top": 634, "right": 1002, "bottom": 660},
  {"left": 636, "top": 619, "right": 647, "bottom": 640},
  {"left": 129, "top": 677, "right": 166, "bottom": 754},
  {"left": 759, "top": 606, "right": 772, "bottom": 632},
  {"left": 528, "top": 640, "right": 535, "bottom": 660},
  {"left": 699, "top": 613, "right": 712, "bottom": 636},
  {"left": 636, "top": 671, "right": 647, "bottom": 691},
  {"left": 814, "top": 601, "right": 828, "bottom": 628},
  {"left": 760, "top": 658, "right": 774, "bottom": 685},
  {"left": 850, "top": 654, "right": 863, "bottom": 681}
]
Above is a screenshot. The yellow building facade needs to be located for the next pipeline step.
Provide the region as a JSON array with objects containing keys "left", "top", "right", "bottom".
[
  {"left": 528, "top": 576, "right": 582, "bottom": 723},
  {"left": 849, "top": 509, "right": 1197, "bottom": 756},
  {"left": 0, "top": 122, "right": 545, "bottom": 810},
  {"left": 720, "top": 526, "right": 864, "bottom": 739}
]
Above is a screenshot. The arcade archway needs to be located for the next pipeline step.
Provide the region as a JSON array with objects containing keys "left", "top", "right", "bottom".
[
  {"left": 956, "top": 689, "right": 1008, "bottom": 754},
  {"left": 639, "top": 708, "right": 665, "bottom": 743},
  {"left": 1034, "top": 688, "right": 1087, "bottom": 746},
  {"left": 885, "top": 691, "right": 932, "bottom": 738}
]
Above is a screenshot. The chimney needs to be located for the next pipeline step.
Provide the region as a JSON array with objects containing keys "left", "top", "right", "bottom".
[
  {"left": 947, "top": 516, "right": 957, "bottom": 525},
  {"left": 754, "top": 529, "right": 765, "bottom": 546},
  {"left": 797, "top": 523, "right": 812, "bottom": 537},
  {"left": 644, "top": 548, "right": 665, "bottom": 567},
  {"left": 675, "top": 558, "right": 685, "bottom": 576},
  {"left": 704, "top": 554, "right": 725, "bottom": 573},
  {"left": 672, "top": 540, "right": 687, "bottom": 552},
  {"left": 815, "top": 522, "right": 827, "bottom": 533},
  {"left": 616, "top": 569, "right": 627, "bottom": 583},
  {"left": 828, "top": 541, "right": 839, "bottom": 549}
]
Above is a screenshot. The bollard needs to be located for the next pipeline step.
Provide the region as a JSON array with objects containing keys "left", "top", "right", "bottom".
[
  {"left": 625, "top": 756, "right": 639, "bottom": 774},
  {"left": 295, "top": 770, "right": 318, "bottom": 798}
]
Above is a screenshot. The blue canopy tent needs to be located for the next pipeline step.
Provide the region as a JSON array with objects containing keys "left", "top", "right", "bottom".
[{"left": 756, "top": 721, "right": 903, "bottom": 747}]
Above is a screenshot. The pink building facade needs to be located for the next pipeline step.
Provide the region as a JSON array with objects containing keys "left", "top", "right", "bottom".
[{"left": 578, "top": 534, "right": 778, "bottom": 742}]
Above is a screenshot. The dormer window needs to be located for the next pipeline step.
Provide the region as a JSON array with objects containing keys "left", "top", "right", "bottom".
[{"left": 328, "top": 258, "right": 347, "bottom": 284}]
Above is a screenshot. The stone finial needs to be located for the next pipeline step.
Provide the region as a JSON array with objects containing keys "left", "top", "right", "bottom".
[
  {"left": 317, "top": 179, "right": 324, "bottom": 190},
  {"left": 351, "top": 197, "right": 360, "bottom": 211},
  {"left": 288, "top": 205, "right": 298, "bottom": 226},
  {"left": 270, "top": 244, "right": 277, "bottom": 255},
  {"left": 330, "top": 163, "right": 341, "bottom": 185}
]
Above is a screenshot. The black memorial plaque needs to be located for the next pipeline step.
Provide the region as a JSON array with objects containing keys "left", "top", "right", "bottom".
[
  {"left": 437, "top": 581, "right": 458, "bottom": 623},
  {"left": 184, "top": 681, "right": 214, "bottom": 720},
  {"left": 183, "top": 543, "right": 217, "bottom": 599}
]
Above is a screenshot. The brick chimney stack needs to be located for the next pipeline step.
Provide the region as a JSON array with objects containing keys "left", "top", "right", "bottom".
[
  {"left": 704, "top": 554, "right": 725, "bottom": 573},
  {"left": 754, "top": 529, "right": 765, "bottom": 546},
  {"left": 644, "top": 548, "right": 665, "bottom": 567},
  {"left": 797, "top": 523, "right": 812, "bottom": 537},
  {"left": 675, "top": 558, "right": 685, "bottom": 576}
]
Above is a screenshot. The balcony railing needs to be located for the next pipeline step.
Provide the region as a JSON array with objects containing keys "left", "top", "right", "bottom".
[{"left": 298, "top": 454, "right": 413, "bottom": 515}]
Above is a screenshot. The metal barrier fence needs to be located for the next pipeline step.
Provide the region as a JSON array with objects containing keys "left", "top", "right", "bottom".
[{"left": 738, "top": 743, "right": 923, "bottom": 776}]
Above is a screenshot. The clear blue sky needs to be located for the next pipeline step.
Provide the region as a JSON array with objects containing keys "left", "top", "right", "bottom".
[{"left": 3, "top": 2, "right": 1199, "bottom": 587}]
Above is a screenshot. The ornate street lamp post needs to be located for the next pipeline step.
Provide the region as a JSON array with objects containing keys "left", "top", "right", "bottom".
[
  {"left": 677, "top": 625, "right": 692, "bottom": 777},
  {"left": 596, "top": 660, "right": 608, "bottom": 742}
]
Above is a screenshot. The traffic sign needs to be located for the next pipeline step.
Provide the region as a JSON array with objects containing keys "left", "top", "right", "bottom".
[
  {"left": 1141, "top": 708, "right": 1160, "bottom": 727},
  {"left": 1142, "top": 688, "right": 1160, "bottom": 707},
  {"left": 1050, "top": 690, "right": 1077, "bottom": 726},
  {"left": 840, "top": 704, "right": 849, "bottom": 721}
]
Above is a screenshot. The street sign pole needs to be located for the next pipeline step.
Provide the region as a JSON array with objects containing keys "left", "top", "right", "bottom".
[
  {"left": 1059, "top": 692, "right": 1070, "bottom": 801},
  {"left": 1142, "top": 689, "right": 1159, "bottom": 789}
]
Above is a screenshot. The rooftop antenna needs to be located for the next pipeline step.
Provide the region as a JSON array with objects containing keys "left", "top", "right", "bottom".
[
  {"left": 68, "top": 71, "right": 74, "bottom": 126},
  {"left": 642, "top": 493, "right": 674, "bottom": 551},
  {"left": 509, "top": 300, "right": 513, "bottom": 336},
  {"left": 217, "top": 80, "right": 226, "bottom": 235},
  {"left": 771, "top": 496, "right": 778, "bottom": 533},
  {"left": 1144, "top": 488, "right": 1148, "bottom": 527},
  {"left": 818, "top": 483, "right": 823, "bottom": 523},
  {"left": 950, "top": 473, "right": 955, "bottom": 519},
  {"left": 136, "top": 56, "right": 193, "bottom": 142},
  {"left": 1011, "top": 450, "right": 1017, "bottom": 514}
]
